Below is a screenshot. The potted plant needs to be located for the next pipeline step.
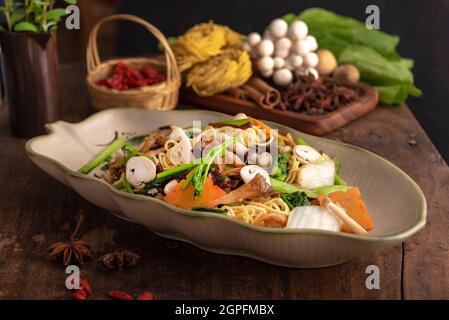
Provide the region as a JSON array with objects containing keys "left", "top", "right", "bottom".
[{"left": 0, "top": 0, "right": 77, "bottom": 137}]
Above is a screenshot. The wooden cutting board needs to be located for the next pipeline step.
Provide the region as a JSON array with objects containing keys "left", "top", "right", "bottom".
[{"left": 181, "top": 85, "right": 379, "bottom": 136}]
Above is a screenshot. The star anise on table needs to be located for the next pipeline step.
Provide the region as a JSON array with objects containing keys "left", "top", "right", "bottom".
[
  {"left": 48, "top": 213, "right": 93, "bottom": 266},
  {"left": 98, "top": 249, "right": 140, "bottom": 271}
]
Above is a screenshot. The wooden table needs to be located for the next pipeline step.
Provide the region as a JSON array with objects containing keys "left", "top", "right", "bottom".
[{"left": 1, "top": 63, "right": 448, "bottom": 300}]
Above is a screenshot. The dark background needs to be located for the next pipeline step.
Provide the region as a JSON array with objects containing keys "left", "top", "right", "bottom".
[
  {"left": 111, "top": 0, "right": 448, "bottom": 161},
  {"left": 1, "top": 0, "right": 447, "bottom": 161}
]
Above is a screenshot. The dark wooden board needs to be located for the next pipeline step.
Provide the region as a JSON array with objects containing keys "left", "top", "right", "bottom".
[
  {"left": 181, "top": 85, "right": 379, "bottom": 136},
  {"left": 0, "top": 63, "right": 448, "bottom": 299}
]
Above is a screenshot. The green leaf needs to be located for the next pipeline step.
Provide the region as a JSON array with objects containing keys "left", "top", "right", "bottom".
[
  {"left": 13, "top": 21, "right": 38, "bottom": 32},
  {"left": 45, "top": 8, "right": 67, "bottom": 22},
  {"left": 216, "top": 118, "right": 251, "bottom": 127},
  {"left": 63, "top": 0, "right": 78, "bottom": 4},
  {"left": 11, "top": 9, "right": 25, "bottom": 25},
  {"left": 281, "top": 191, "right": 310, "bottom": 210}
]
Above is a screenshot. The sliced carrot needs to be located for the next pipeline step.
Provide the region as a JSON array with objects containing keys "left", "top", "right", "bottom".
[
  {"left": 318, "top": 187, "right": 374, "bottom": 233},
  {"left": 249, "top": 117, "right": 290, "bottom": 143},
  {"left": 164, "top": 177, "right": 226, "bottom": 210}
]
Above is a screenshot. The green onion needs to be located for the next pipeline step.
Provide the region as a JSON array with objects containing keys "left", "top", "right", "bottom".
[
  {"left": 192, "top": 207, "right": 226, "bottom": 214},
  {"left": 79, "top": 137, "right": 126, "bottom": 174},
  {"left": 217, "top": 118, "right": 251, "bottom": 126}
]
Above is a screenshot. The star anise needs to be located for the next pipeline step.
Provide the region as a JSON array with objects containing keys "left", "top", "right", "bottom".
[
  {"left": 48, "top": 213, "right": 92, "bottom": 266},
  {"left": 98, "top": 249, "right": 140, "bottom": 271}
]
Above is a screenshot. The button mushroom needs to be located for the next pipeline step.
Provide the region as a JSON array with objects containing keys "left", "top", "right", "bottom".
[
  {"left": 126, "top": 156, "right": 156, "bottom": 190},
  {"left": 288, "top": 20, "right": 308, "bottom": 40},
  {"left": 273, "top": 68, "right": 293, "bottom": 86},
  {"left": 268, "top": 18, "right": 288, "bottom": 38}
]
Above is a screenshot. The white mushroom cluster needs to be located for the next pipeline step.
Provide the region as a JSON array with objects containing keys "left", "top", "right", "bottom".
[{"left": 244, "top": 19, "right": 319, "bottom": 86}]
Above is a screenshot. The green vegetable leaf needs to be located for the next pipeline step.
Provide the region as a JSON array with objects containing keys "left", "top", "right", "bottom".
[
  {"left": 11, "top": 9, "right": 25, "bottom": 25},
  {"left": 270, "top": 152, "right": 291, "bottom": 182},
  {"left": 294, "top": 136, "right": 307, "bottom": 145},
  {"left": 46, "top": 8, "right": 68, "bottom": 22},
  {"left": 374, "top": 85, "right": 408, "bottom": 105},
  {"left": 63, "top": 0, "right": 78, "bottom": 4},
  {"left": 14, "top": 21, "right": 38, "bottom": 32},
  {"left": 281, "top": 191, "right": 310, "bottom": 210}
]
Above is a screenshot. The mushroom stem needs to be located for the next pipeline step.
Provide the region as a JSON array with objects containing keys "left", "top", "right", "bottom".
[{"left": 321, "top": 196, "right": 367, "bottom": 235}]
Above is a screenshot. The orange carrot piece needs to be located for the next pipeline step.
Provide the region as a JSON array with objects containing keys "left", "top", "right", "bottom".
[
  {"left": 164, "top": 177, "right": 226, "bottom": 210},
  {"left": 318, "top": 187, "right": 374, "bottom": 233}
]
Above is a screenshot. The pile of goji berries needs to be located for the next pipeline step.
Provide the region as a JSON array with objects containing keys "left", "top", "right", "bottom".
[
  {"left": 70, "top": 278, "right": 154, "bottom": 301},
  {"left": 95, "top": 61, "right": 166, "bottom": 91}
]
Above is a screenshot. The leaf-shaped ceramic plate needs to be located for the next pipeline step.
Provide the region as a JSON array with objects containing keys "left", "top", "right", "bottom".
[{"left": 25, "top": 108, "right": 426, "bottom": 268}]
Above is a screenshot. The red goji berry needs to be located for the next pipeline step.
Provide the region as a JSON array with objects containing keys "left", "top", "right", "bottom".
[
  {"left": 80, "top": 279, "right": 91, "bottom": 295},
  {"left": 138, "top": 292, "right": 154, "bottom": 300},
  {"left": 107, "top": 290, "right": 133, "bottom": 300},
  {"left": 73, "top": 289, "right": 87, "bottom": 300}
]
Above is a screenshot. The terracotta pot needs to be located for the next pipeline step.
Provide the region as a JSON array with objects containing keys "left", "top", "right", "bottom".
[{"left": 0, "top": 31, "right": 60, "bottom": 138}]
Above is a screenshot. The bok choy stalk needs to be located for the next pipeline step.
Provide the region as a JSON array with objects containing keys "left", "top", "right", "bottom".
[
  {"left": 79, "top": 137, "right": 126, "bottom": 174},
  {"left": 191, "top": 138, "right": 237, "bottom": 198},
  {"left": 271, "top": 178, "right": 350, "bottom": 198}
]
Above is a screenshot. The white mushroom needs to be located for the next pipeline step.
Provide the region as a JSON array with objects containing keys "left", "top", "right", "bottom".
[
  {"left": 268, "top": 18, "right": 288, "bottom": 38},
  {"left": 273, "top": 68, "right": 293, "bottom": 86},
  {"left": 257, "top": 56, "right": 275, "bottom": 72},
  {"left": 305, "top": 35, "right": 318, "bottom": 51},
  {"left": 288, "top": 20, "right": 308, "bottom": 40},
  {"left": 291, "top": 40, "right": 310, "bottom": 56},
  {"left": 240, "top": 165, "right": 271, "bottom": 185},
  {"left": 274, "top": 48, "right": 289, "bottom": 59},
  {"left": 257, "top": 39, "right": 275, "bottom": 57},
  {"left": 261, "top": 68, "right": 274, "bottom": 78},
  {"left": 303, "top": 52, "right": 319, "bottom": 68},
  {"left": 287, "top": 54, "right": 303, "bottom": 69},
  {"left": 275, "top": 37, "right": 291, "bottom": 51},
  {"left": 242, "top": 42, "right": 251, "bottom": 53},
  {"left": 126, "top": 156, "right": 156, "bottom": 190},
  {"left": 273, "top": 57, "right": 285, "bottom": 69},
  {"left": 293, "top": 145, "right": 322, "bottom": 163},
  {"left": 247, "top": 32, "right": 262, "bottom": 47},
  {"left": 164, "top": 179, "right": 179, "bottom": 195}
]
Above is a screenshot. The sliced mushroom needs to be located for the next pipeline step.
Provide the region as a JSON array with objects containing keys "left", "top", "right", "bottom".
[
  {"left": 126, "top": 156, "right": 156, "bottom": 190},
  {"left": 169, "top": 126, "right": 193, "bottom": 164},
  {"left": 240, "top": 165, "right": 271, "bottom": 185},
  {"left": 293, "top": 145, "right": 322, "bottom": 163},
  {"left": 164, "top": 179, "right": 179, "bottom": 195}
]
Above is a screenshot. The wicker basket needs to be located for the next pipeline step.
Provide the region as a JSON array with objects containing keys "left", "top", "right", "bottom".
[{"left": 86, "top": 14, "right": 180, "bottom": 110}]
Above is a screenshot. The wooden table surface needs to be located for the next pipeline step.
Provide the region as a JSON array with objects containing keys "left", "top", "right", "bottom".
[{"left": 1, "top": 63, "right": 448, "bottom": 300}]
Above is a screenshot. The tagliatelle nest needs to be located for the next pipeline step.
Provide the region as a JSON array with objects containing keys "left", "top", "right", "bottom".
[
  {"left": 173, "top": 22, "right": 252, "bottom": 96},
  {"left": 186, "top": 48, "right": 252, "bottom": 96}
]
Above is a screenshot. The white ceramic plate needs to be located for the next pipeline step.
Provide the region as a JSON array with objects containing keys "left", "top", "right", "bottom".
[{"left": 25, "top": 108, "right": 426, "bottom": 268}]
